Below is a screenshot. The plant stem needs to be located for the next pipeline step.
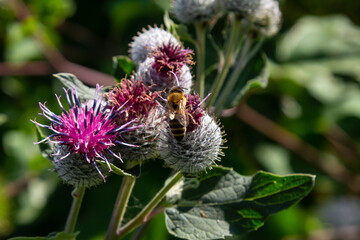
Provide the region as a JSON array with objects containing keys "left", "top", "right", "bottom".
[
  {"left": 195, "top": 23, "right": 207, "bottom": 99},
  {"left": 64, "top": 186, "right": 86, "bottom": 234},
  {"left": 206, "top": 16, "right": 242, "bottom": 108},
  {"left": 105, "top": 175, "right": 136, "bottom": 240},
  {"left": 214, "top": 37, "right": 265, "bottom": 115},
  {"left": 116, "top": 171, "right": 183, "bottom": 238}
]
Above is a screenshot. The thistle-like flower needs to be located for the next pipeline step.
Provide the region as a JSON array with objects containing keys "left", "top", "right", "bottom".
[
  {"left": 129, "top": 26, "right": 180, "bottom": 67},
  {"left": 136, "top": 42, "right": 194, "bottom": 94},
  {"left": 172, "top": 0, "right": 221, "bottom": 24},
  {"left": 159, "top": 93, "right": 225, "bottom": 174},
  {"left": 106, "top": 77, "right": 162, "bottom": 162},
  {"left": 31, "top": 85, "right": 137, "bottom": 187}
]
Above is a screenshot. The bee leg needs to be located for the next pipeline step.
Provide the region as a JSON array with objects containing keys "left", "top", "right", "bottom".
[{"left": 187, "top": 112, "right": 196, "bottom": 125}]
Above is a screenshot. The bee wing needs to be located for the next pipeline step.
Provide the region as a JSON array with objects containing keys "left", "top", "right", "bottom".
[{"left": 176, "top": 113, "right": 187, "bottom": 127}]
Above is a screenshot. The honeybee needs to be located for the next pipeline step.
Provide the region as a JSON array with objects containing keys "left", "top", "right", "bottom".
[{"left": 166, "top": 86, "right": 194, "bottom": 141}]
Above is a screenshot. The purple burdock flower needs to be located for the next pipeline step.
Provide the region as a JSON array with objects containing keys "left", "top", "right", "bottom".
[
  {"left": 159, "top": 92, "right": 226, "bottom": 174},
  {"left": 106, "top": 78, "right": 163, "bottom": 162},
  {"left": 152, "top": 43, "right": 194, "bottom": 78},
  {"left": 31, "top": 84, "right": 138, "bottom": 187},
  {"left": 129, "top": 26, "right": 181, "bottom": 67},
  {"left": 136, "top": 42, "right": 194, "bottom": 95}
]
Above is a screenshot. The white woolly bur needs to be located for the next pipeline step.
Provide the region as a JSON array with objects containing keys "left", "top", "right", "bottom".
[
  {"left": 172, "top": 0, "right": 221, "bottom": 24},
  {"left": 130, "top": 27, "right": 180, "bottom": 67},
  {"left": 136, "top": 57, "right": 192, "bottom": 95},
  {"left": 110, "top": 107, "right": 163, "bottom": 162},
  {"left": 251, "top": 0, "right": 282, "bottom": 37},
  {"left": 52, "top": 145, "right": 111, "bottom": 188},
  {"left": 222, "top": 0, "right": 261, "bottom": 16},
  {"left": 159, "top": 114, "right": 223, "bottom": 174}
]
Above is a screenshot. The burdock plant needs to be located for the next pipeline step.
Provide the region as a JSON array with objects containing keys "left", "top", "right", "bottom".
[{"left": 18, "top": 0, "right": 316, "bottom": 239}]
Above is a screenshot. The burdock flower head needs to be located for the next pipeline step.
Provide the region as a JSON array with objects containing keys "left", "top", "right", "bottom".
[
  {"left": 106, "top": 77, "right": 162, "bottom": 162},
  {"left": 172, "top": 0, "right": 221, "bottom": 24},
  {"left": 251, "top": 0, "right": 282, "bottom": 37},
  {"left": 222, "top": 0, "right": 281, "bottom": 37},
  {"left": 31, "top": 85, "right": 137, "bottom": 187},
  {"left": 129, "top": 26, "right": 180, "bottom": 67},
  {"left": 222, "top": 0, "right": 261, "bottom": 17},
  {"left": 159, "top": 93, "right": 225, "bottom": 174},
  {"left": 136, "top": 42, "right": 194, "bottom": 95}
]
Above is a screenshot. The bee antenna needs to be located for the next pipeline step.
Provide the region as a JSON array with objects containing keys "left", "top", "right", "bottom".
[{"left": 169, "top": 71, "right": 180, "bottom": 87}]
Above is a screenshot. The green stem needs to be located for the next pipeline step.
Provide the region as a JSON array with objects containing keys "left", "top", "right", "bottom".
[
  {"left": 195, "top": 23, "right": 207, "bottom": 99},
  {"left": 206, "top": 16, "right": 242, "bottom": 108},
  {"left": 64, "top": 186, "right": 86, "bottom": 234},
  {"left": 214, "top": 36, "right": 252, "bottom": 115},
  {"left": 214, "top": 37, "right": 264, "bottom": 115},
  {"left": 105, "top": 175, "right": 136, "bottom": 240},
  {"left": 116, "top": 171, "right": 183, "bottom": 238}
]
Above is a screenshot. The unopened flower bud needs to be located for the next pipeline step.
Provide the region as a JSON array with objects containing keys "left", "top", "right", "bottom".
[
  {"left": 172, "top": 0, "right": 221, "bottom": 24},
  {"left": 251, "top": 0, "right": 282, "bottom": 37},
  {"left": 222, "top": 0, "right": 281, "bottom": 37},
  {"left": 222, "top": 0, "right": 261, "bottom": 17}
]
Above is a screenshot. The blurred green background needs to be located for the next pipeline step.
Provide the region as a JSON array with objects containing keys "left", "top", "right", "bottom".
[{"left": 1, "top": 0, "right": 360, "bottom": 239}]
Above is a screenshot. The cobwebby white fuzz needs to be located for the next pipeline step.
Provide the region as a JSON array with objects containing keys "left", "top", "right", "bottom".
[
  {"left": 252, "top": 0, "right": 282, "bottom": 37},
  {"left": 172, "top": 0, "right": 221, "bottom": 24},
  {"left": 52, "top": 145, "right": 110, "bottom": 188},
  {"left": 221, "top": 0, "right": 261, "bottom": 17},
  {"left": 159, "top": 114, "right": 223, "bottom": 174},
  {"left": 129, "top": 27, "right": 180, "bottom": 67}
]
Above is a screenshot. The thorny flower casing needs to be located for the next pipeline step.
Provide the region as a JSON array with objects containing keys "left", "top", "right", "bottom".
[{"left": 106, "top": 78, "right": 163, "bottom": 162}]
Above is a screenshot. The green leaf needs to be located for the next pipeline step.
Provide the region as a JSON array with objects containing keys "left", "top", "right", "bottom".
[
  {"left": 112, "top": 55, "right": 135, "bottom": 81},
  {"left": 165, "top": 168, "right": 315, "bottom": 239},
  {"left": 9, "top": 231, "right": 79, "bottom": 240},
  {"left": 5, "top": 22, "right": 42, "bottom": 63},
  {"left": 225, "top": 52, "right": 269, "bottom": 108},
  {"left": 53, "top": 73, "right": 97, "bottom": 100},
  {"left": 277, "top": 15, "right": 360, "bottom": 62},
  {"left": 96, "top": 160, "right": 134, "bottom": 178},
  {"left": 35, "top": 125, "right": 53, "bottom": 161}
]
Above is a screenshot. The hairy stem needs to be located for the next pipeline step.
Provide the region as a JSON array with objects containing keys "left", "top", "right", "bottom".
[
  {"left": 116, "top": 171, "right": 183, "bottom": 238},
  {"left": 195, "top": 23, "right": 207, "bottom": 99},
  {"left": 64, "top": 187, "right": 86, "bottom": 234},
  {"left": 105, "top": 175, "right": 136, "bottom": 240}
]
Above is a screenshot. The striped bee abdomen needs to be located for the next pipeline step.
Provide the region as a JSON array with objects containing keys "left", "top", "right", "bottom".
[{"left": 169, "top": 118, "right": 186, "bottom": 141}]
